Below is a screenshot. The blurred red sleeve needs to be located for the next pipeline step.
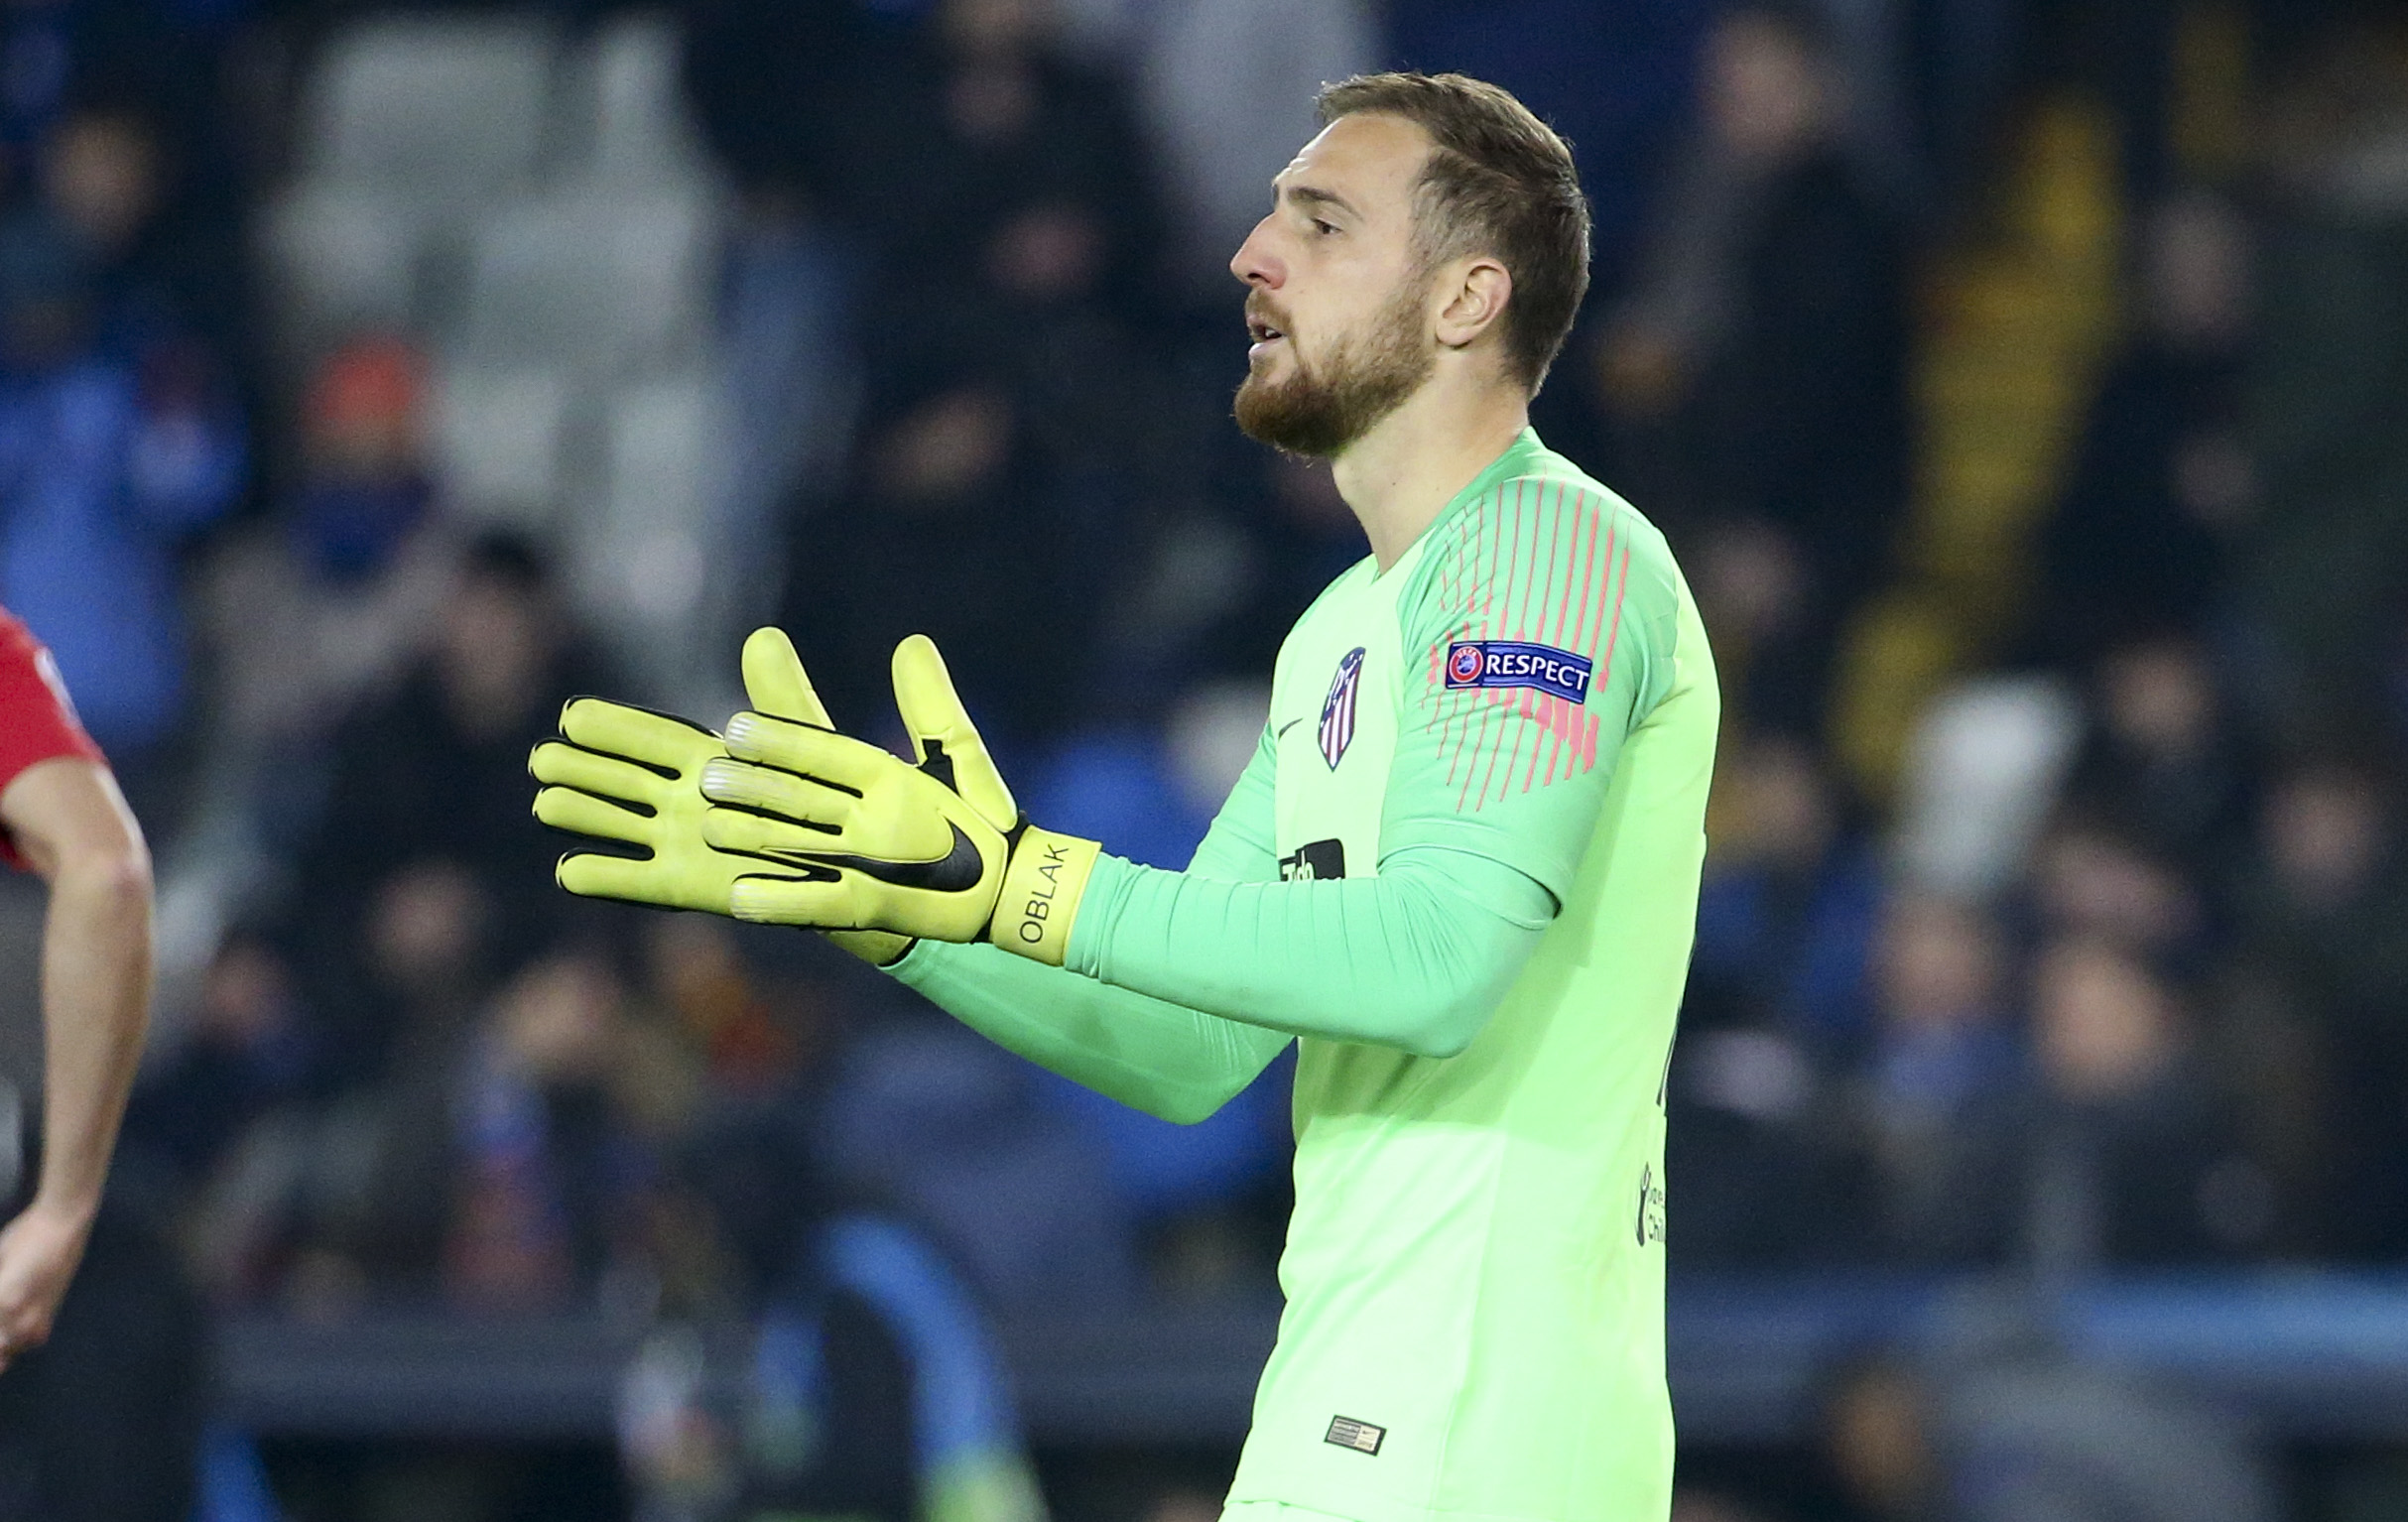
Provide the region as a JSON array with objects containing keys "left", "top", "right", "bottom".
[{"left": 0, "top": 608, "right": 105, "bottom": 871}]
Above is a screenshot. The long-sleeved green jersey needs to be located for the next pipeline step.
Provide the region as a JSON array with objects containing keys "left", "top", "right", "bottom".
[{"left": 894, "top": 429, "right": 1718, "bottom": 1522}]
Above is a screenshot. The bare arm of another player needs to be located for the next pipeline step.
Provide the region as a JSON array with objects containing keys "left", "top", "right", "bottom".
[{"left": 0, "top": 756, "right": 152, "bottom": 1368}]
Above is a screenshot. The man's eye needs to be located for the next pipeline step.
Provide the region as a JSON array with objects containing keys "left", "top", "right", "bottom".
[{"left": 1312, "top": 219, "right": 1338, "bottom": 236}]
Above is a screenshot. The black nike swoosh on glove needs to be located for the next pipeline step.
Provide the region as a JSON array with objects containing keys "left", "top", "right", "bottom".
[{"left": 814, "top": 822, "right": 989, "bottom": 895}]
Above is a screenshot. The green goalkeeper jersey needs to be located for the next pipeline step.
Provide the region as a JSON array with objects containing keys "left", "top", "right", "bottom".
[
  {"left": 895, "top": 429, "right": 1717, "bottom": 1522},
  {"left": 1223, "top": 430, "right": 1711, "bottom": 1522}
]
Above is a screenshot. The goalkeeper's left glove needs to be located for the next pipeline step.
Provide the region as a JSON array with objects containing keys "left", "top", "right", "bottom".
[
  {"left": 529, "top": 629, "right": 912, "bottom": 966},
  {"left": 695, "top": 633, "right": 1102, "bottom": 964}
]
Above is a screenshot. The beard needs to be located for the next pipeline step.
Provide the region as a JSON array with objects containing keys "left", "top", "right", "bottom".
[{"left": 1233, "top": 277, "right": 1435, "bottom": 458}]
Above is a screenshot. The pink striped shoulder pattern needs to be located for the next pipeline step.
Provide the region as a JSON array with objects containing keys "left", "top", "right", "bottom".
[{"left": 1422, "top": 476, "right": 1632, "bottom": 812}]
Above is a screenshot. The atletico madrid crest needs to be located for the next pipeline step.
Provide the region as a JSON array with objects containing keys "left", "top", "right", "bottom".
[{"left": 1319, "top": 647, "right": 1366, "bottom": 770}]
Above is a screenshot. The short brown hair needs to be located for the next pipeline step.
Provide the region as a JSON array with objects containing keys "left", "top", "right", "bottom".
[{"left": 1318, "top": 71, "right": 1591, "bottom": 394}]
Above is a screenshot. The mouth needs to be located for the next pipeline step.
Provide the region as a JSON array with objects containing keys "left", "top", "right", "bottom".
[{"left": 1246, "top": 313, "right": 1287, "bottom": 359}]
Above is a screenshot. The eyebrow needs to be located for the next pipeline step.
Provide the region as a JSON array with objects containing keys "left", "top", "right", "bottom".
[{"left": 1279, "top": 183, "right": 1360, "bottom": 220}]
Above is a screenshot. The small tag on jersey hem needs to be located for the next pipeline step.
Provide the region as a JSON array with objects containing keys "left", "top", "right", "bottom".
[
  {"left": 1444, "top": 640, "right": 1593, "bottom": 703},
  {"left": 1325, "top": 1415, "right": 1385, "bottom": 1456}
]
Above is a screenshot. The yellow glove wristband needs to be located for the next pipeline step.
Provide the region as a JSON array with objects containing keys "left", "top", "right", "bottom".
[{"left": 987, "top": 824, "right": 1102, "bottom": 966}]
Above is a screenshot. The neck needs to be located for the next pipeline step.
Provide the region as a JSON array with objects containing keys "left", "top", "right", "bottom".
[{"left": 1331, "top": 368, "right": 1529, "bottom": 571}]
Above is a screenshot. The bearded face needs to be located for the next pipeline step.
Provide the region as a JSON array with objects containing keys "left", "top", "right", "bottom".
[{"left": 1234, "top": 266, "right": 1436, "bottom": 458}]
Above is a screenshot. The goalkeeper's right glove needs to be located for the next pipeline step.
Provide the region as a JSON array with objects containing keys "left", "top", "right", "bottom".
[{"left": 694, "top": 634, "right": 1103, "bottom": 964}]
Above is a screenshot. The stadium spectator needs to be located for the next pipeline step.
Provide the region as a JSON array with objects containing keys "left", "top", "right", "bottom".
[
  {"left": 2057, "top": 634, "right": 2255, "bottom": 895},
  {"left": 697, "top": 0, "right": 1185, "bottom": 737},
  {"left": 0, "top": 0, "right": 246, "bottom": 196},
  {"left": 1848, "top": 894, "right": 2021, "bottom": 1265},
  {"left": 43, "top": 101, "right": 250, "bottom": 387},
  {"left": 1665, "top": 1007, "right": 1843, "bottom": 1268},
  {"left": 120, "top": 926, "right": 316, "bottom": 1304},
  {"left": 682, "top": 0, "right": 893, "bottom": 697},
  {"left": 872, "top": 0, "right": 1166, "bottom": 329},
  {"left": 0, "top": 206, "right": 243, "bottom": 800},
  {"left": 280, "top": 915, "right": 849, "bottom": 1316},
  {"left": 789, "top": 307, "right": 1171, "bottom": 744},
  {"left": 272, "top": 935, "right": 674, "bottom": 1314},
  {"left": 2031, "top": 193, "right": 2248, "bottom": 667},
  {"left": 2231, "top": 756, "right": 2408, "bottom": 1035},
  {"left": 197, "top": 334, "right": 457, "bottom": 851},
  {"left": 2237, "top": 21, "right": 2408, "bottom": 737},
  {"left": 122, "top": 927, "right": 311, "bottom": 1204},
  {"left": 270, "top": 940, "right": 683, "bottom": 1519},
  {"left": 2226, "top": 754, "right": 2408, "bottom": 1257},
  {"left": 790, "top": 359, "right": 1064, "bottom": 742},
  {"left": 2017, "top": 938, "right": 2265, "bottom": 1271},
  {"left": 279, "top": 857, "right": 499, "bottom": 1307},
  {"left": 1595, "top": 1, "right": 1909, "bottom": 732},
  {"left": 1672, "top": 736, "right": 1880, "bottom": 1264},
  {"left": 2023, "top": 819, "right": 2205, "bottom": 969},
  {"left": 443, "top": 945, "right": 679, "bottom": 1311},
  {"left": 1690, "top": 735, "right": 1885, "bottom": 1049},
  {"left": 281, "top": 531, "right": 611, "bottom": 1091},
  {"left": 1684, "top": 516, "right": 1828, "bottom": 745},
  {"left": 1023, "top": 673, "right": 1265, "bottom": 875}
]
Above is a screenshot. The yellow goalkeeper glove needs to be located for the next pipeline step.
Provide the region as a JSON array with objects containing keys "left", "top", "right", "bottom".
[
  {"left": 529, "top": 629, "right": 911, "bottom": 966},
  {"left": 694, "top": 633, "right": 1102, "bottom": 964}
]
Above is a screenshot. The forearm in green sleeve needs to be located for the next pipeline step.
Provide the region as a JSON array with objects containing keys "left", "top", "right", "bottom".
[
  {"left": 1067, "top": 846, "right": 1553, "bottom": 1060},
  {"left": 882, "top": 721, "right": 1287, "bottom": 1124},
  {"left": 892, "top": 939, "right": 1291, "bottom": 1124}
]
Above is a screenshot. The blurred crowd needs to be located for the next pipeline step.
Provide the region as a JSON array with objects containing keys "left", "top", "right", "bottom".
[{"left": 5, "top": 0, "right": 2408, "bottom": 1517}]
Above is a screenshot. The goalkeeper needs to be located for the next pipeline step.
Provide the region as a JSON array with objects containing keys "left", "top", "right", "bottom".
[{"left": 537, "top": 73, "right": 1716, "bottom": 1522}]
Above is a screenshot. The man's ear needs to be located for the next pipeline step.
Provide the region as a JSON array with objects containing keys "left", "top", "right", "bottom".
[{"left": 1434, "top": 256, "right": 1512, "bottom": 352}]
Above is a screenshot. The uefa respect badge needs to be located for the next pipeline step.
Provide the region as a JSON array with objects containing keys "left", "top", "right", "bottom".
[{"left": 1443, "top": 640, "right": 1593, "bottom": 703}]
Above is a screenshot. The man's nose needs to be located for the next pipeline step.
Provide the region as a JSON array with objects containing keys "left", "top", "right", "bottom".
[{"left": 1230, "top": 219, "right": 1283, "bottom": 288}]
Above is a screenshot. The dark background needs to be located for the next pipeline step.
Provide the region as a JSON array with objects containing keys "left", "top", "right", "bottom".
[{"left": 5, "top": 0, "right": 2408, "bottom": 1519}]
